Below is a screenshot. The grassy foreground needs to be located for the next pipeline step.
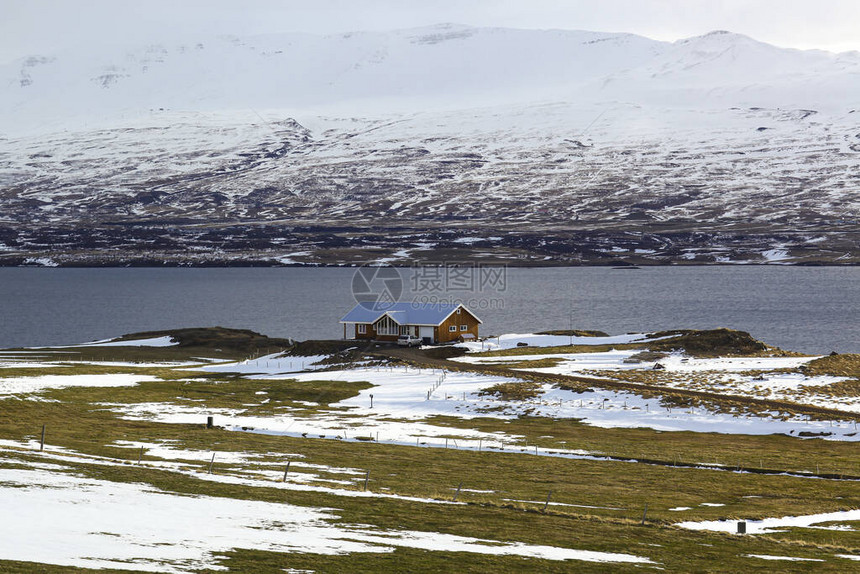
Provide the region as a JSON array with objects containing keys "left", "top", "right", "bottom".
[{"left": 0, "top": 336, "right": 859, "bottom": 572}]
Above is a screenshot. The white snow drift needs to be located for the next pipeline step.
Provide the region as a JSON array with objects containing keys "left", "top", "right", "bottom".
[{"left": 0, "top": 467, "right": 654, "bottom": 572}]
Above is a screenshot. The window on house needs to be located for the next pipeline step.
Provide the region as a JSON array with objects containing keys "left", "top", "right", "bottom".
[
  {"left": 375, "top": 316, "right": 399, "bottom": 336},
  {"left": 460, "top": 324, "right": 468, "bottom": 331},
  {"left": 357, "top": 324, "right": 366, "bottom": 334},
  {"left": 449, "top": 325, "right": 457, "bottom": 332},
  {"left": 456, "top": 308, "right": 461, "bottom": 314},
  {"left": 400, "top": 325, "right": 409, "bottom": 335}
]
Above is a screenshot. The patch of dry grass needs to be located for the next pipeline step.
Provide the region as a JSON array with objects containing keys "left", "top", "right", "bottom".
[
  {"left": 479, "top": 382, "right": 544, "bottom": 401},
  {"left": 495, "top": 358, "right": 565, "bottom": 369},
  {"left": 802, "top": 354, "right": 860, "bottom": 378}
]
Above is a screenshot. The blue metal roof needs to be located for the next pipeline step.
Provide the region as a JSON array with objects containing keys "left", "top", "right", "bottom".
[{"left": 339, "top": 302, "right": 481, "bottom": 326}]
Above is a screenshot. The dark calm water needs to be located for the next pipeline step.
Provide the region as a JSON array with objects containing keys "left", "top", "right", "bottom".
[{"left": 0, "top": 267, "right": 857, "bottom": 354}]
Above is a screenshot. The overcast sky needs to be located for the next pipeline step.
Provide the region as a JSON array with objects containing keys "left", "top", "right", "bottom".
[{"left": 3, "top": 0, "right": 859, "bottom": 63}]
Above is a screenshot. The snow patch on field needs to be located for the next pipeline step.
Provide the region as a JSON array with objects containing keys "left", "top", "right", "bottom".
[
  {"left": 0, "top": 467, "right": 655, "bottom": 572},
  {"left": 458, "top": 346, "right": 859, "bottom": 413},
  {"left": 677, "top": 509, "right": 860, "bottom": 534},
  {"left": 0, "top": 373, "right": 156, "bottom": 398},
  {"left": 195, "top": 354, "right": 330, "bottom": 375},
  {"left": 456, "top": 349, "right": 817, "bottom": 373},
  {"left": 108, "top": 364, "right": 860, "bottom": 443},
  {"left": 0, "top": 440, "right": 459, "bottom": 502},
  {"left": 456, "top": 332, "right": 660, "bottom": 352},
  {"left": 453, "top": 349, "right": 641, "bottom": 368},
  {"left": 74, "top": 361, "right": 202, "bottom": 368},
  {"left": 77, "top": 336, "right": 179, "bottom": 347},
  {"left": 0, "top": 360, "right": 71, "bottom": 369},
  {"left": 744, "top": 554, "right": 823, "bottom": 562}
]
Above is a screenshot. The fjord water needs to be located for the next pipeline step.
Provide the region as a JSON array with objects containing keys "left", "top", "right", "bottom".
[{"left": 0, "top": 267, "right": 857, "bottom": 354}]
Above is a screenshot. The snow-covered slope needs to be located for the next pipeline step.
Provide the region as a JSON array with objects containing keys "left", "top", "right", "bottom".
[
  {"left": 0, "top": 26, "right": 668, "bottom": 133},
  {"left": 1, "top": 25, "right": 858, "bottom": 265},
  {"left": 3, "top": 26, "right": 857, "bottom": 132}
]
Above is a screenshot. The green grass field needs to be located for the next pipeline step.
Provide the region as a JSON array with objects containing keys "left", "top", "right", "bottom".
[{"left": 0, "top": 337, "right": 858, "bottom": 572}]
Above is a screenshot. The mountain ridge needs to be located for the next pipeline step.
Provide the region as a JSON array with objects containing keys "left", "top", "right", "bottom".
[{"left": 1, "top": 25, "right": 858, "bottom": 266}]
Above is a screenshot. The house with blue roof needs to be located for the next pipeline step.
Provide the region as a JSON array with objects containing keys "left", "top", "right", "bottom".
[{"left": 340, "top": 302, "right": 481, "bottom": 344}]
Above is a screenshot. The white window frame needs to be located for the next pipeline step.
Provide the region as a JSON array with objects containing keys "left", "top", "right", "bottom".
[
  {"left": 460, "top": 324, "right": 468, "bottom": 331},
  {"left": 357, "top": 324, "right": 367, "bottom": 334},
  {"left": 449, "top": 325, "right": 457, "bottom": 332},
  {"left": 400, "top": 325, "right": 409, "bottom": 335},
  {"left": 456, "top": 308, "right": 461, "bottom": 314},
  {"left": 375, "top": 316, "right": 400, "bottom": 336}
]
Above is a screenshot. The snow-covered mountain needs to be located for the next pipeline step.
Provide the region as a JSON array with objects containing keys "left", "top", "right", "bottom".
[{"left": 1, "top": 24, "right": 858, "bottom": 265}]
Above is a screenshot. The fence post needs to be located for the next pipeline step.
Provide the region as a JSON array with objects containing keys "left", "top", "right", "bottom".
[
  {"left": 453, "top": 482, "right": 463, "bottom": 502},
  {"left": 40, "top": 424, "right": 45, "bottom": 451},
  {"left": 138, "top": 446, "right": 144, "bottom": 464},
  {"left": 641, "top": 503, "right": 648, "bottom": 525},
  {"left": 364, "top": 471, "right": 370, "bottom": 492},
  {"left": 283, "top": 461, "right": 291, "bottom": 482},
  {"left": 543, "top": 490, "right": 552, "bottom": 513},
  {"left": 208, "top": 453, "right": 215, "bottom": 474}
]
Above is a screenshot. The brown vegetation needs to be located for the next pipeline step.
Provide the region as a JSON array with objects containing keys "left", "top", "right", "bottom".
[
  {"left": 647, "top": 328, "right": 770, "bottom": 357},
  {"left": 479, "top": 382, "right": 544, "bottom": 401},
  {"left": 119, "top": 326, "right": 293, "bottom": 354},
  {"left": 801, "top": 354, "right": 860, "bottom": 378},
  {"left": 535, "top": 329, "right": 609, "bottom": 337}
]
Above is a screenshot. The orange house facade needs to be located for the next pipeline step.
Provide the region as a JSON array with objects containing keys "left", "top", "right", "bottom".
[{"left": 340, "top": 302, "right": 481, "bottom": 344}]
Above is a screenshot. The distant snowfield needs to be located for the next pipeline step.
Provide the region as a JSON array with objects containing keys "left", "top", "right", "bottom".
[
  {"left": 453, "top": 337, "right": 860, "bottom": 414},
  {"left": 0, "top": 467, "right": 655, "bottom": 572},
  {"left": 96, "top": 331, "right": 860, "bottom": 443},
  {"left": 32, "top": 336, "right": 180, "bottom": 349},
  {"left": 109, "top": 363, "right": 860, "bottom": 444},
  {"left": 79, "top": 336, "right": 179, "bottom": 347},
  {"left": 454, "top": 332, "right": 661, "bottom": 352},
  {"left": 5, "top": 331, "right": 856, "bottom": 441}
]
